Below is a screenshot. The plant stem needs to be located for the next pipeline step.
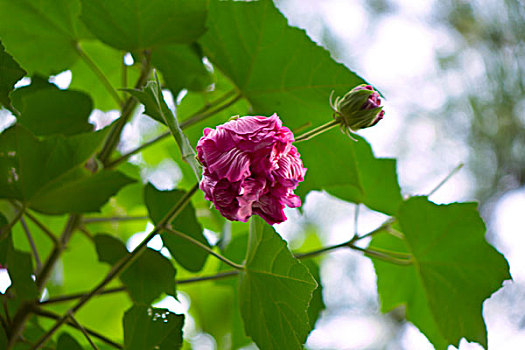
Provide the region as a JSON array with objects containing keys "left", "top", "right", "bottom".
[
  {"left": 83, "top": 216, "right": 148, "bottom": 224},
  {"left": 33, "top": 308, "right": 122, "bottom": 349},
  {"left": 75, "top": 43, "right": 123, "bottom": 107},
  {"left": 295, "top": 219, "right": 396, "bottom": 260},
  {"left": 20, "top": 218, "right": 41, "bottom": 272},
  {"left": 23, "top": 211, "right": 58, "bottom": 245},
  {"left": 40, "top": 287, "right": 127, "bottom": 305},
  {"left": 294, "top": 119, "right": 340, "bottom": 143},
  {"left": 31, "top": 184, "right": 199, "bottom": 349},
  {"left": 67, "top": 311, "right": 99, "bottom": 350},
  {"left": 164, "top": 227, "right": 244, "bottom": 270},
  {"left": 427, "top": 163, "right": 464, "bottom": 197},
  {"left": 36, "top": 215, "right": 81, "bottom": 292},
  {"left": 98, "top": 50, "right": 153, "bottom": 166},
  {"left": 1, "top": 206, "right": 24, "bottom": 238},
  {"left": 106, "top": 91, "right": 242, "bottom": 168},
  {"left": 40, "top": 270, "right": 240, "bottom": 306}
]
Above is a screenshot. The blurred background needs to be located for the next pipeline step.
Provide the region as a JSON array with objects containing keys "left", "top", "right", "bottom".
[{"left": 272, "top": 0, "right": 525, "bottom": 349}]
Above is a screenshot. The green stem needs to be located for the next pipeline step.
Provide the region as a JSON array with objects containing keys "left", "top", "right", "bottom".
[
  {"left": 31, "top": 184, "right": 199, "bottom": 349},
  {"left": 75, "top": 43, "right": 123, "bottom": 107},
  {"left": 294, "top": 119, "right": 340, "bottom": 143},
  {"left": 1, "top": 205, "right": 24, "bottom": 238},
  {"left": 427, "top": 163, "right": 464, "bottom": 197},
  {"left": 66, "top": 312, "right": 99, "bottom": 350},
  {"left": 83, "top": 216, "right": 148, "bottom": 224},
  {"left": 20, "top": 218, "right": 41, "bottom": 272},
  {"left": 33, "top": 308, "right": 122, "bottom": 349},
  {"left": 106, "top": 91, "right": 242, "bottom": 168},
  {"left": 40, "top": 271, "right": 240, "bottom": 306},
  {"left": 24, "top": 211, "right": 58, "bottom": 245},
  {"left": 164, "top": 227, "right": 244, "bottom": 270},
  {"left": 98, "top": 50, "right": 153, "bottom": 166},
  {"left": 348, "top": 245, "right": 412, "bottom": 265}
]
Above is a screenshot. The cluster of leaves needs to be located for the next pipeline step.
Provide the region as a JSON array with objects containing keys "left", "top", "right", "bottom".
[{"left": 0, "top": 0, "right": 510, "bottom": 349}]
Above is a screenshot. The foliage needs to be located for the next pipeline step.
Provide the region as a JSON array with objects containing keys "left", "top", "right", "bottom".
[{"left": 0, "top": 0, "right": 510, "bottom": 349}]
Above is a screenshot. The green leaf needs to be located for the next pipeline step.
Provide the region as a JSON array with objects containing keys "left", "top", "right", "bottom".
[
  {"left": 7, "top": 247, "right": 38, "bottom": 301},
  {"left": 9, "top": 76, "right": 58, "bottom": 111},
  {"left": 200, "top": 0, "right": 401, "bottom": 214},
  {"left": 0, "top": 125, "right": 109, "bottom": 206},
  {"left": 56, "top": 333, "right": 83, "bottom": 350},
  {"left": 144, "top": 183, "right": 209, "bottom": 272},
  {"left": 15, "top": 89, "right": 93, "bottom": 136},
  {"left": 124, "top": 79, "right": 201, "bottom": 179},
  {"left": 369, "top": 197, "right": 511, "bottom": 349},
  {"left": 123, "top": 305, "right": 184, "bottom": 350},
  {"left": 30, "top": 170, "right": 135, "bottom": 214},
  {"left": 70, "top": 41, "right": 140, "bottom": 111},
  {"left": 239, "top": 216, "right": 317, "bottom": 349},
  {"left": 296, "top": 130, "right": 402, "bottom": 215},
  {"left": 0, "top": 0, "right": 84, "bottom": 75},
  {"left": 0, "top": 41, "right": 26, "bottom": 109},
  {"left": 302, "top": 260, "right": 325, "bottom": 328},
  {"left": 94, "top": 234, "right": 177, "bottom": 304},
  {"left": 152, "top": 44, "right": 212, "bottom": 97},
  {"left": 80, "top": 0, "right": 207, "bottom": 51}
]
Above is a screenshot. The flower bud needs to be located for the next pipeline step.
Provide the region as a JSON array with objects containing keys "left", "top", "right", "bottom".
[{"left": 330, "top": 84, "right": 385, "bottom": 134}]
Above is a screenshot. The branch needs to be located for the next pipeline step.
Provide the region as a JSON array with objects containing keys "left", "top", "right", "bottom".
[
  {"left": 23, "top": 211, "right": 58, "bottom": 245},
  {"left": 20, "top": 218, "right": 41, "bottom": 272},
  {"left": 164, "top": 227, "right": 244, "bottom": 270},
  {"left": 33, "top": 308, "right": 122, "bottom": 349},
  {"left": 31, "top": 183, "right": 199, "bottom": 349},
  {"left": 98, "top": 50, "right": 153, "bottom": 165},
  {"left": 66, "top": 311, "right": 99, "bottom": 350},
  {"left": 427, "top": 163, "right": 464, "bottom": 197},
  {"left": 1, "top": 205, "right": 24, "bottom": 238},
  {"left": 76, "top": 43, "right": 123, "bottom": 107},
  {"left": 40, "top": 271, "right": 240, "bottom": 306},
  {"left": 83, "top": 216, "right": 148, "bottom": 224}
]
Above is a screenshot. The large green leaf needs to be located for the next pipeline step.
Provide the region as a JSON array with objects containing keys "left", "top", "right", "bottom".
[
  {"left": 70, "top": 41, "right": 140, "bottom": 111},
  {"left": 369, "top": 197, "right": 511, "bottom": 349},
  {"left": 0, "top": 125, "right": 128, "bottom": 214},
  {"left": 30, "top": 170, "right": 134, "bottom": 215},
  {"left": 296, "top": 130, "right": 402, "bottom": 215},
  {"left": 144, "top": 183, "right": 209, "bottom": 272},
  {"left": 80, "top": 0, "right": 207, "bottom": 51},
  {"left": 239, "top": 216, "right": 317, "bottom": 349},
  {"left": 152, "top": 44, "right": 212, "bottom": 97},
  {"left": 302, "top": 260, "right": 325, "bottom": 328},
  {"left": 0, "top": 0, "right": 84, "bottom": 75},
  {"left": 15, "top": 89, "right": 93, "bottom": 136},
  {"left": 94, "top": 234, "right": 177, "bottom": 305},
  {"left": 0, "top": 41, "right": 26, "bottom": 109},
  {"left": 123, "top": 305, "right": 184, "bottom": 350},
  {"left": 200, "top": 0, "right": 401, "bottom": 214}
]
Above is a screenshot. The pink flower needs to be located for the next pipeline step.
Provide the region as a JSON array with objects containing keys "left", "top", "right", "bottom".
[{"left": 197, "top": 114, "right": 306, "bottom": 225}]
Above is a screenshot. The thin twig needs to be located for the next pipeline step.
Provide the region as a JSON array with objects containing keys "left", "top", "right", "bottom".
[
  {"left": 1, "top": 206, "right": 24, "bottom": 238},
  {"left": 40, "top": 270, "right": 241, "bottom": 306},
  {"left": 33, "top": 308, "right": 122, "bottom": 349},
  {"left": 427, "top": 163, "right": 464, "bottom": 197},
  {"left": 99, "top": 50, "right": 153, "bottom": 165},
  {"left": 67, "top": 311, "right": 99, "bottom": 350},
  {"left": 20, "top": 218, "right": 42, "bottom": 272},
  {"left": 40, "top": 287, "right": 126, "bottom": 305},
  {"left": 294, "top": 119, "right": 340, "bottom": 143},
  {"left": 164, "top": 227, "right": 244, "bottom": 270},
  {"left": 76, "top": 43, "right": 123, "bottom": 107},
  {"left": 83, "top": 216, "right": 148, "bottom": 224},
  {"left": 23, "top": 211, "right": 58, "bottom": 245}
]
